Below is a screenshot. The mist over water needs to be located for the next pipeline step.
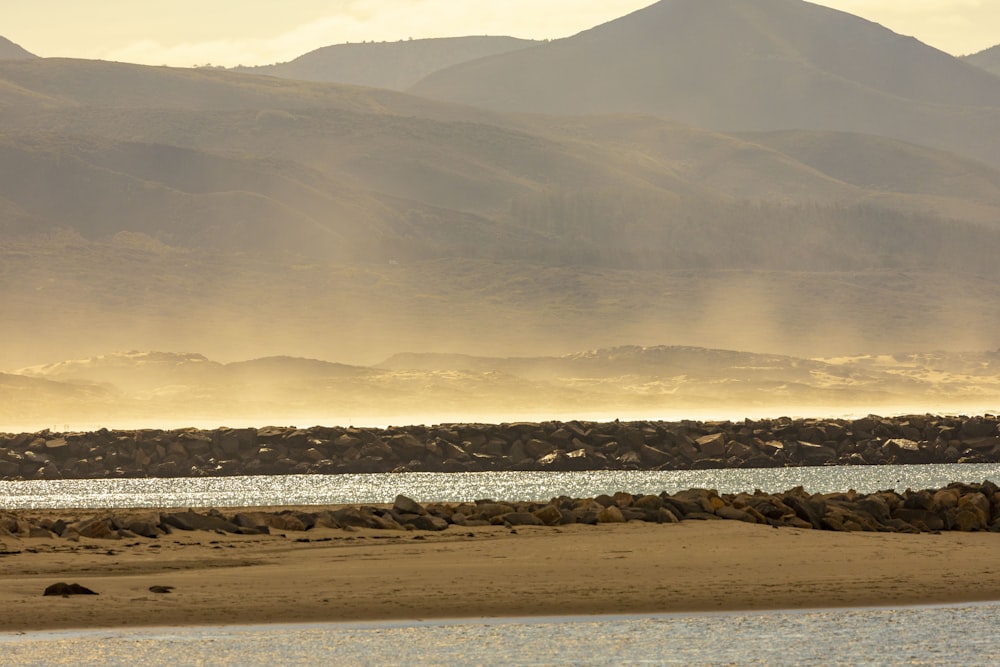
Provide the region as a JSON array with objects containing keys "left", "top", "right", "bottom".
[{"left": 7, "top": 403, "right": 1000, "bottom": 436}]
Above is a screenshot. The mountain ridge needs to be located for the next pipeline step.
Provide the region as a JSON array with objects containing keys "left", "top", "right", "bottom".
[
  {"left": 410, "top": 0, "right": 1000, "bottom": 168},
  {"left": 6, "top": 345, "right": 1000, "bottom": 431},
  {"left": 0, "top": 36, "right": 36, "bottom": 60},
  {"left": 3, "top": 5, "right": 1000, "bottom": 387},
  {"left": 963, "top": 44, "right": 1000, "bottom": 77},
  {"left": 234, "top": 36, "right": 540, "bottom": 90}
]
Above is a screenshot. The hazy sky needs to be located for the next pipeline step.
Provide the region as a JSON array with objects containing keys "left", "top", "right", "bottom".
[{"left": 5, "top": 1, "right": 997, "bottom": 67}]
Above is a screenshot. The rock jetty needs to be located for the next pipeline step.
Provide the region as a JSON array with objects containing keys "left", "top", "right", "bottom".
[
  {"left": 3, "top": 483, "right": 999, "bottom": 538},
  {"left": 2, "top": 415, "right": 999, "bottom": 481}
]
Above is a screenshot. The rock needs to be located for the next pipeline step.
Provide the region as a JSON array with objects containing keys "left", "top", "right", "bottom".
[
  {"left": 596, "top": 505, "right": 626, "bottom": 523},
  {"left": 653, "top": 507, "right": 680, "bottom": 523},
  {"left": 504, "top": 512, "right": 543, "bottom": 526},
  {"left": 612, "top": 491, "right": 634, "bottom": 507},
  {"left": 716, "top": 506, "right": 758, "bottom": 523},
  {"left": 405, "top": 515, "right": 449, "bottom": 531},
  {"left": 72, "top": 517, "right": 119, "bottom": 540},
  {"left": 261, "top": 513, "right": 309, "bottom": 532},
  {"left": 44, "top": 582, "right": 98, "bottom": 596},
  {"left": 159, "top": 511, "right": 239, "bottom": 534},
  {"left": 474, "top": 503, "right": 516, "bottom": 519},
  {"left": 532, "top": 505, "right": 563, "bottom": 526},
  {"left": 149, "top": 585, "right": 174, "bottom": 594},
  {"left": 672, "top": 489, "right": 720, "bottom": 514},
  {"left": 959, "top": 492, "right": 991, "bottom": 521},
  {"left": 782, "top": 494, "right": 826, "bottom": 529},
  {"left": 893, "top": 508, "right": 946, "bottom": 532},
  {"left": 795, "top": 441, "right": 837, "bottom": 465},
  {"left": 953, "top": 508, "right": 986, "bottom": 531},
  {"left": 632, "top": 495, "right": 663, "bottom": 511},
  {"left": 329, "top": 507, "right": 380, "bottom": 529},
  {"left": 696, "top": 433, "right": 727, "bottom": 458},
  {"left": 639, "top": 444, "right": 672, "bottom": 466},
  {"left": 524, "top": 439, "right": 556, "bottom": 458}
]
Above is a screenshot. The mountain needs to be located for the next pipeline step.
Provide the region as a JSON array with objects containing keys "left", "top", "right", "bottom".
[
  {"left": 6, "top": 346, "right": 1000, "bottom": 430},
  {"left": 410, "top": 0, "right": 1000, "bottom": 169},
  {"left": 5, "top": 54, "right": 1000, "bottom": 371},
  {"left": 5, "top": 60, "right": 1000, "bottom": 256},
  {"left": 964, "top": 44, "right": 1000, "bottom": 77},
  {"left": 235, "top": 36, "right": 539, "bottom": 90},
  {"left": 736, "top": 129, "right": 1000, "bottom": 218},
  {"left": 0, "top": 36, "right": 36, "bottom": 60}
]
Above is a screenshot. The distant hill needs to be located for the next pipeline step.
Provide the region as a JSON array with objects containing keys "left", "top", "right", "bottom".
[
  {"left": 235, "top": 36, "right": 539, "bottom": 90},
  {"left": 4, "top": 17, "right": 1000, "bottom": 377},
  {"left": 0, "top": 36, "right": 36, "bottom": 60},
  {"left": 410, "top": 0, "right": 1000, "bottom": 169},
  {"left": 7, "top": 345, "right": 1000, "bottom": 430},
  {"left": 737, "top": 129, "right": 1000, "bottom": 208},
  {"left": 964, "top": 44, "right": 1000, "bottom": 77}
]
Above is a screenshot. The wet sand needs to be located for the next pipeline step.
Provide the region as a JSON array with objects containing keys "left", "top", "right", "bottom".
[{"left": 2, "top": 518, "right": 1000, "bottom": 632}]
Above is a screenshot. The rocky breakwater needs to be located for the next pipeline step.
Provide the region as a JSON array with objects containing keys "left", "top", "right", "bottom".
[
  {"left": 2, "top": 482, "right": 999, "bottom": 540},
  {"left": 2, "top": 415, "right": 1000, "bottom": 481}
]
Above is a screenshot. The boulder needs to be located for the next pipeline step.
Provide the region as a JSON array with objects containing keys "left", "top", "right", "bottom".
[
  {"left": 330, "top": 507, "right": 380, "bottom": 529},
  {"left": 631, "top": 495, "right": 662, "bottom": 511},
  {"left": 893, "top": 508, "right": 946, "bottom": 532},
  {"left": 71, "top": 517, "right": 119, "bottom": 540},
  {"left": 715, "top": 506, "right": 758, "bottom": 523},
  {"left": 474, "top": 503, "right": 516, "bottom": 519},
  {"left": 503, "top": 512, "right": 544, "bottom": 526},
  {"left": 524, "top": 439, "right": 556, "bottom": 458},
  {"left": 159, "top": 511, "right": 239, "bottom": 534},
  {"left": 953, "top": 508, "right": 986, "bottom": 531},
  {"left": 532, "top": 505, "right": 563, "bottom": 526},
  {"left": 405, "top": 515, "right": 449, "bottom": 531},
  {"left": 393, "top": 494, "right": 426, "bottom": 515},
  {"left": 43, "top": 582, "right": 98, "bottom": 596},
  {"left": 783, "top": 494, "right": 825, "bottom": 529},
  {"left": 696, "top": 433, "right": 727, "bottom": 458},
  {"left": 958, "top": 493, "right": 991, "bottom": 521},
  {"left": 596, "top": 505, "right": 626, "bottom": 523}
]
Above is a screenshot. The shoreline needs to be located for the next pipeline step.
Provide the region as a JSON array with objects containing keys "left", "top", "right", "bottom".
[
  {"left": 3, "top": 520, "right": 1000, "bottom": 633},
  {"left": 8, "top": 599, "right": 1000, "bottom": 638}
]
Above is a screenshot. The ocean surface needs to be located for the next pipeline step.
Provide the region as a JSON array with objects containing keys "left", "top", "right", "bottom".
[
  {"left": 2, "top": 603, "right": 998, "bottom": 666},
  {"left": 1, "top": 462, "right": 998, "bottom": 510}
]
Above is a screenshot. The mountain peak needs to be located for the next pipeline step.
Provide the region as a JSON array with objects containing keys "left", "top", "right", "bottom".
[
  {"left": 0, "top": 36, "right": 37, "bottom": 60},
  {"left": 963, "top": 43, "right": 1000, "bottom": 77},
  {"left": 410, "top": 0, "right": 1000, "bottom": 167}
]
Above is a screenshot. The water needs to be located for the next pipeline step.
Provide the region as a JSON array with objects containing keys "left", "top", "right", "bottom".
[
  {"left": 1, "top": 462, "right": 998, "bottom": 510},
  {"left": 2, "top": 603, "right": 997, "bottom": 666},
  {"left": 3, "top": 464, "right": 999, "bottom": 665}
]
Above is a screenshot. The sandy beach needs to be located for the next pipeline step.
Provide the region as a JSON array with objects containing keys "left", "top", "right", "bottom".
[{"left": 2, "top": 517, "right": 1000, "bottom": 633}]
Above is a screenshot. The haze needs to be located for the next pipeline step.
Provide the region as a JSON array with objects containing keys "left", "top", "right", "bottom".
[
  {"left": 4, "top": 0, "right": 996, "bottom": 67},
  {"left": 2, "top": 0, "right": 1000, "bottom": 430}
]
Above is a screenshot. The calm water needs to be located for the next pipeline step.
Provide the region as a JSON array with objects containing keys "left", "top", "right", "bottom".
[
  {"left": 1, "top": 462, "right": 998, "bottom": 510},
  {"left": 2, "top": 603, "right": 997, "bottom": 666},
  {"left": 4, "top": 464, "right": 999, "bottom": 665}
]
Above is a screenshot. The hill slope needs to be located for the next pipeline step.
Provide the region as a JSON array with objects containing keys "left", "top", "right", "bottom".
[
  {"left": 5, "top": 60, "right": 1000, "bottom": 260},
  {"left": 0, "top": 36, "right": 35, "bottom": 60},
  {"left": 410, "top": 0, "right": 1000, "bottom": 168},
  {"left": 235, "top": 36, "right": 539, "bottom": 90},
  {"left": 3, "top": 55, "right": 1000, "bottom": 371},
  {"left": 963, "top": 44, "right": 1000, "bottom": 77}
]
